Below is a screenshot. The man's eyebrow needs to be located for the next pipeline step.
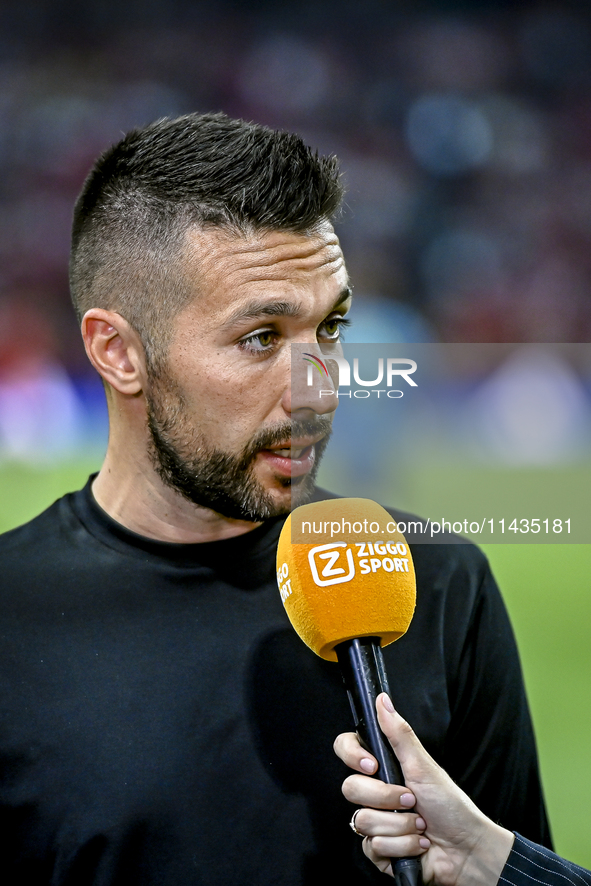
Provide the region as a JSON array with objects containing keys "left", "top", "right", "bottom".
[
  {"left": 223, "top": 301, "right": 302, "bottom": 328},
  {"left": 222, "top": 287, "right": 352, "bottom": 329}
]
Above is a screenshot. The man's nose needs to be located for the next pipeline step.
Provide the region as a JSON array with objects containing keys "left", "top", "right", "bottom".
[{"left": 282, "top": 345, "right": 339, "bottom": 415}]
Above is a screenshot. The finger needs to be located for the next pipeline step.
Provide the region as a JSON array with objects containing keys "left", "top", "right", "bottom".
[
  {"left": 362, "top": 839, "right": 394, "bottom": 878},
  {"left": 364, "top": 833, "right": 429, "bottom": 863},
  {"left": 342, "top": 773, "right": 416, "bottom": 810},
  {"left": 375, "top": 694, "right": 440, "bottom": 781},
  {"left": 333, "top": 731, "right": 378, "bottom": 775},
  {"left": 352, "top": 808, "right": 426, "bottom": 838}
]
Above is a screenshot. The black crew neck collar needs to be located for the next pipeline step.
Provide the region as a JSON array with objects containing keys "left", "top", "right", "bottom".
[{"left": 68, "top": 475, "right": 286, "bottom": 565}]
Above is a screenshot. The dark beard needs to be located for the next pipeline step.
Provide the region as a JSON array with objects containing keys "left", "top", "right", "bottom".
[{"left": 145, "top": 385, "right": 332, "bottom": 522}]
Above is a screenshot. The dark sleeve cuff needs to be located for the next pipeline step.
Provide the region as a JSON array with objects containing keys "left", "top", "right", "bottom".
[{"left": 499, "top": 833, "right": 591, "bottom": 886}]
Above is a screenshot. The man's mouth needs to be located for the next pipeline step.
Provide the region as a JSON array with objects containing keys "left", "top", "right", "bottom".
[
  {"left": 258, "top": 440, "right": 320, "bottom": 478},
  {"left": 272, "top": 447, "right": 306, "bottom": 459}
]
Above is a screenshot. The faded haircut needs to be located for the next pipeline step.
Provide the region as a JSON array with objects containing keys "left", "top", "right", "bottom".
[{"left": 69, "top": 112, "right": 344, "bottom": 368}]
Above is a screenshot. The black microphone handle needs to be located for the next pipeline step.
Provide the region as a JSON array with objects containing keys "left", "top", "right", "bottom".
[{"left": 335, "top": 637, "right": 424, "bottom": 886}]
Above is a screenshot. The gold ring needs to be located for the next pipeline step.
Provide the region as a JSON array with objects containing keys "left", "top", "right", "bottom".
[{"left": 349, "top": 808, "right": 364, "bottom": 836}]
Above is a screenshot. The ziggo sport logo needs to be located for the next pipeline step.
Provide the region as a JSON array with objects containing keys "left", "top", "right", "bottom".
[
  {"left": 277, "top": 541, "right": 411, "bottom": 601},
  {"left": 303, "top": 354, "right": 417, "bottom": 399}
]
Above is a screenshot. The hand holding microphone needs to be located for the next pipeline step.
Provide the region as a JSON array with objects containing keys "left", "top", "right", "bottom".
[{"left": 334, "top": 693, "right": 515, "bottom": 886}]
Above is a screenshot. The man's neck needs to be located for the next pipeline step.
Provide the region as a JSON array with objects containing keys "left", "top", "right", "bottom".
[{"left": 91, "top": 456, "right": 263, "bottom": 544}]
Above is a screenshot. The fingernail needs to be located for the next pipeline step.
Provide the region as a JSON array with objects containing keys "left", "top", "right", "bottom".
[
  {"left": 360, "top": 757, "right": 376, "bottom": 773},
  {"left": 416, "top": 817, "right": 426, "bottom": 830},
  {"left": 382, "top": 693, "right": 394, "bottom": 712},
  {"left": 419, "top": 837, "right": 431, "bottom": 849},
  {"left": 400, "top": 793, "right": 415, "bottom": 807}
]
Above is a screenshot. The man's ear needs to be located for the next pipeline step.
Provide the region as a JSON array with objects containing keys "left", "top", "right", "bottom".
[{"left": 81, "top": 309, "right": 145, "bottom": 395}]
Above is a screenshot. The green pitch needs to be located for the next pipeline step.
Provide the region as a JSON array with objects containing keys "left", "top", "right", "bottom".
[
  {"left": 0, "top": 460, "right": 100, "bottom": 534},
  {"left": 482, "top": 542, "right": 591, "bottom": 867}
]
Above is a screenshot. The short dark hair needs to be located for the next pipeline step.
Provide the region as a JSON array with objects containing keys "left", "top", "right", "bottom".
[{"left": 70, "top": 112, "right": 344, "bottom": 366}]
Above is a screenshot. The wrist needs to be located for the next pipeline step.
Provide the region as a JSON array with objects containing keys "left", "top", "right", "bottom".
[{"left": 461, "top": 820, "right": 515, "bottom": 886}]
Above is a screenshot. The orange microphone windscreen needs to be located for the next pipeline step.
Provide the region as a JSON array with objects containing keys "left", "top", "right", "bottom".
[{"left": 276, "top": 498, "right": 416, "bottom": 662}]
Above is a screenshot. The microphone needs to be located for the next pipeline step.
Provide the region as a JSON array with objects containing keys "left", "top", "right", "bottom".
[{"left": 276, "top": 497, "right": 423, "bottom": 886}]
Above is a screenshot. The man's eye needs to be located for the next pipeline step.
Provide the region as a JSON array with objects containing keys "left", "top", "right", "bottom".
[
  {"left": 319, "top": 316, "right": 351, "bottom": 341},
  {"left": 238, "top": 329, "right": 278, "bottom": 354},
  {"left": 254, "top": 331, "right": 274, "bottom": 348}
]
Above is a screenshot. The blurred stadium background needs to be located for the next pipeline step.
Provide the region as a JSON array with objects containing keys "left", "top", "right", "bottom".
[{"left": 0, "top": 0, "right": 590, "bottom": 866}]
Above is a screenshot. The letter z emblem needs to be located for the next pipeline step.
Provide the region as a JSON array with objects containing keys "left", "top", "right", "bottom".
[{"left": 308, "top": 543, "right": 355, "bottom": 587}]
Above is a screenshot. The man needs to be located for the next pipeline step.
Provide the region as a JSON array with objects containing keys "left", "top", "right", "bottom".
[
  {"left": 0, "top": 113, "right": 550, "bottom": 884},
  {"left": 335, "top": 694, "right": 591, "bottom": 886}
]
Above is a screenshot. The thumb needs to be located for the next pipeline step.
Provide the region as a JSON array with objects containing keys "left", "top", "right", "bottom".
[{"left": 375, "top": 693, "right": 442, "bottom": 786}]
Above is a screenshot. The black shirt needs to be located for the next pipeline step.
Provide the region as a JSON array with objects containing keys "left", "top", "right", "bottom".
[{"left": 0, "top": 480, "right": 551, "bottom": 884}]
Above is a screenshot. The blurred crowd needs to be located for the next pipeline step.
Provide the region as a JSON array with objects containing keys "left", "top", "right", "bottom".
[{"left": 1, "top": 0, "right": 591, "bottom": 457}]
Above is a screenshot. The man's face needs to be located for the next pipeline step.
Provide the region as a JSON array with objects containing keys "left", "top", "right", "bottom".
[{"left": 144, "top": 223, "right": 351, "bottom": 522}]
